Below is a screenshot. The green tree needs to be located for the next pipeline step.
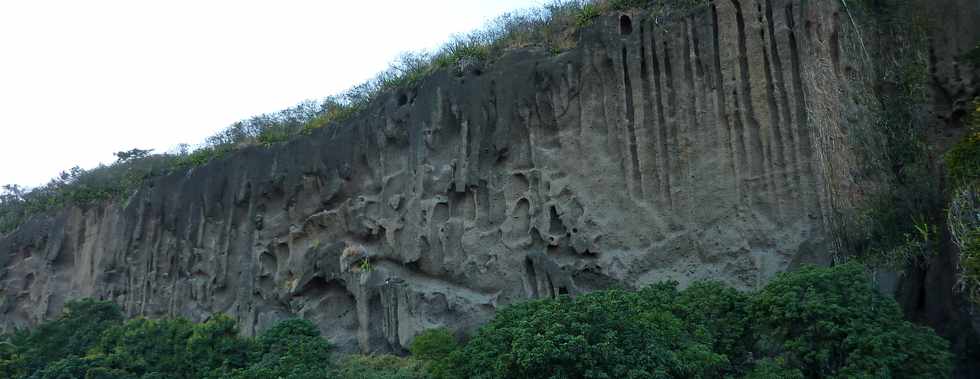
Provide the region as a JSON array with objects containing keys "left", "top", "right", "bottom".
[
  {"left": 409, "top": 328, "right": 456, "bottom": 362},
  {"left": 743, "top": 358, "right": 804, "bottom": 379},
  {"left": 409, "top": 328, "right": 456, "bottom": 378},
  {"left": 332, "top": 355, "right": 429, "bottom": 379},
  {"left": 32, "top": 356, "right": 93, "bottom": 379},
  {"left": 233, "top": 318, "right": 334, "bottom": 379},
  {"left": 185, "top": 314, "right": 254, "bottom": 377},
  {"left": 444, "top": 284, "right": 726, "bottom": 379},
  {"left": 31, "top": 355, "right": 133, "bottom": 379},
  {"left": 672, "top": 281, "right": 753, "bottom": 375},
  {"left": 750, "top": 264, "right": 952, "bottom": 378},
  {"left": 89, "top": 318, "right": 195, "bottom": 377},
  {"left": 113, "top": 149, "right": 153, "bottom": 163},
  {"left": 15, "top": 299, "right": 123, "bottom": 374}
]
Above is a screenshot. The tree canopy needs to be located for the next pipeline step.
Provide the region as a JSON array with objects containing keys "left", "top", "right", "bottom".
[{"left": 0, "top": 264, "right": 952, "bottom": 379}]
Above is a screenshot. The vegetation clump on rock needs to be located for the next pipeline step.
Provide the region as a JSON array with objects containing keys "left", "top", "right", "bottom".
[{"left": 948, "top": 99, "right": 980, "bottom": 303}]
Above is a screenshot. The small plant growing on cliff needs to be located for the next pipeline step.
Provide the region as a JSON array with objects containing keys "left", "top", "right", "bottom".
[
  {"left": 359, "top": 259, "right": 374, "bottom": 273},
  {"left": 575, "top": 3, "right": 601, "bottom": 27}
]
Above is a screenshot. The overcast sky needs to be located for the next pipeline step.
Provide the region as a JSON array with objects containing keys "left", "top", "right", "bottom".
[{"left": 0, "top": 0, "right": 540, "bottom": 188}]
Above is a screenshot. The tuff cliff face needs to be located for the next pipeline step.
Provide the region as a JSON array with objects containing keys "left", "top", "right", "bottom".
[{"left": 0, "top": 0, "right": 869, "bottom": 353}]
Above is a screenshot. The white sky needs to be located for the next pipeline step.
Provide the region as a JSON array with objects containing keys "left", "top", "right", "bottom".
[{"left": 0, "top": 0, "right": 541, "bottom": 188}]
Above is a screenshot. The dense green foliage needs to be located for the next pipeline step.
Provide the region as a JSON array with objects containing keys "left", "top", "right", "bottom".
[
  {"left": 441, "top": 283, "right": 728, "bottom": 379},
  {"left": 331, "top": 355, "right": 429, "bottom": 379},
  {"left": 750, "top": 265, "right": 952, "bottom": 378},
  {"left": 0, "top": 303, "right": 331, "bottom": 378},
  {"left": 231, "top": 318, "right": 334, "bottom": 378},
  {"left": 0, "top": 299, "right": 124, "bottom": 376},
  {"left": 407, "top": 328, "right": 456, "bottom": 363},
  {"left": 0, "top": 264, "right": 953, "bottom": 378},
  {"left": 437, "top": 264, "right": 951, "bottom": 379}
]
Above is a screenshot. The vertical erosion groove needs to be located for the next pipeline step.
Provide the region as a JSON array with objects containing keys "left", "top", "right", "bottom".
[
  {"left": 830, "top": 12, "right": 842, "bottom": 77},
  {"left": 785, "top": 2, "right": 823, "bottom": 220},
  {"left": 711, "top": 3, "right": 739, "bottom": 196},
  {"left": 733, "top": 88, "right": 748, "bottom": 192},
  {"left": 663, "top": 37, "right": 677, "bottom": 207},
  {"left": 767, "top": 0, "right": 801, "bottom": 205},
  {"left": 760, "top": 0, "right": 786, "bottom": 213},
  {"left": 652, "top": 32, "right": 672, "bottom": 205},
  {"left": 732, "top": 0, "right": 767, "bottom": 208},
  {"left": 622, "top": 46, "right": 643, "bottom": 199},
  {"left": 639, "top": 22, "right": 659, "bottom": 202},
  {"left": 684, "top": 18, "right": 700, "bottom": 197},
  {"left": 598, "top": 48, "right": 625, "bottom": 181}
]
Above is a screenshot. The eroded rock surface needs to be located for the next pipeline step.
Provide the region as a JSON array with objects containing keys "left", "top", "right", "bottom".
[{"left": 1, "top": 0, "right": 865, "bottom": 353}]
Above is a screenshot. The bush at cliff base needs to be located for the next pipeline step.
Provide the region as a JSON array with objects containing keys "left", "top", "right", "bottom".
[
  {"left": 0, "top": 264, "right": 954, "bottom": 379},
  {"left": 749, "top": 264, "right": 951, "bottom": 378},
  {"left": 435, "top": 264, "right": 952, "bottom": 379}
]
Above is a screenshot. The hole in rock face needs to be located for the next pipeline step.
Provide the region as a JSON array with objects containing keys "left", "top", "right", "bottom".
[
  {"left": 952, "top": 109, "right": 967, "bottom": 126},
  {"left": 297, "top": 276, "right": 331, "bottom": 297},
  {"left": 619, "top": 15, "right": 633, "bottom": 35},
  {"left": 398, "top": 93, "right": 408, "bottom": 106},
  {"left": 558, "top": 286, "right": 569, "bottom": 296}
]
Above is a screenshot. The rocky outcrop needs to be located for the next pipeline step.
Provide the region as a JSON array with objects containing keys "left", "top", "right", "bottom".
[{"left": 1, "top": 0, "right": 868, "bottom": 353}]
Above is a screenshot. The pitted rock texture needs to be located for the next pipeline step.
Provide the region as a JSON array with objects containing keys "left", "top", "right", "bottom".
[{"left": 1, "top": 0, "right": 861, "bottom": 353}]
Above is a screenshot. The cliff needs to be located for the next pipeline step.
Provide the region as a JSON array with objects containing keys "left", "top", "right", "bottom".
[{"left": 0, "top": 0, "right": 969, "bottom": 356}]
